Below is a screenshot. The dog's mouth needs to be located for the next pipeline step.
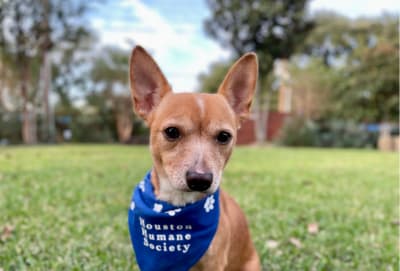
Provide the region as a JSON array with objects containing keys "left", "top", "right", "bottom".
[
  {"left": 182, "top": 186, "right": 213, "bottom": 194},
  {"left": 181, "top": 180, "right": 216, "bottom": 195}
]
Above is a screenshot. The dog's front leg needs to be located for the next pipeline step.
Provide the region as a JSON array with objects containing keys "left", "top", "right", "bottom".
[
  {"left": 190, "top": 225, "right": 230, "bottom": 271},
  {"left": 190, "top": 249, "right": 229, "bottom": 271}
]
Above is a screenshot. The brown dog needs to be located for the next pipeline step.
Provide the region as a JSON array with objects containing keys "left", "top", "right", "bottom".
[{"left": 129, "top": 46, "right": 261, "bottom": 271}]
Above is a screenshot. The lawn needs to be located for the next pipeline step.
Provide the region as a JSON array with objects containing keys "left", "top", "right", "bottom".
[{"left": 0, "top": 145, "right": 398, "bottom": 270}]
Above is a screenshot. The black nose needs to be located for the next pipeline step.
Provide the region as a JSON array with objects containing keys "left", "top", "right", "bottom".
[{"left": 186, "top": 171, "right": 213, "bottom": 192}]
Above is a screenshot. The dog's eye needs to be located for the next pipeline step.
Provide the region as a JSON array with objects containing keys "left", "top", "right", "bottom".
[
  {"left": 216, "top": 131, "right": 232, "bottom": 145},
  {"left": 164, "top": 127, "right": 180, "bottom": 141}
]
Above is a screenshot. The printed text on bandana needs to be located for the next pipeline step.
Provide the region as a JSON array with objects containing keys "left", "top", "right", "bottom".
[{"left": 139, "top": 216, "right": 192, "bottom": 253}]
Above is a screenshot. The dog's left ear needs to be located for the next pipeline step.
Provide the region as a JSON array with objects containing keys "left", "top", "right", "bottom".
[{"left": 218, "top": 53, "right": 258, "bottom": 121}]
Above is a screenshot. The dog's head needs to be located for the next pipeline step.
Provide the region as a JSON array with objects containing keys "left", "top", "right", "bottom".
[{"left": 129, "top": 46, "right": 258, "bottom": 205}]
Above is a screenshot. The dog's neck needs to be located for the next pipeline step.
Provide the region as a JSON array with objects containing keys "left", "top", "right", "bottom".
[{"left": 151, "top": 169, "right": 206, "bottom": 206}]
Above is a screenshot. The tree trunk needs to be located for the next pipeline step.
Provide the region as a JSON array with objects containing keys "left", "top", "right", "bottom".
[
  {"left": 116, "top": 112, "right": 133, "bottom": 143},
  {"left": 114, "top": 96, "right": 133, "bottom": 143},
  {"left": 39, "top": 51, "right": 55, "bottom": 142},
  {"left": 14, "top": 3, "right": 37, "bottom": 144},
  {"left": 22, "top": 103, "right": 37, "bottom": 144},
  {"left": 21, "top": 67, "right": 37, "bottom": 144},
  {"left": 254, "top": 81, "right": 270, "bottom": 144},
  {"left": 39, "top": 0, "right": 55, "bottom": 142}
]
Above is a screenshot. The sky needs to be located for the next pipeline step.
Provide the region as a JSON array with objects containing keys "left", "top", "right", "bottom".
[{"left": 89, "top": 0, "right": 399, "bottom": 93}]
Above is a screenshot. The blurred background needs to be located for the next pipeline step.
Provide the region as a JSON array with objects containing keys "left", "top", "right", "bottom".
[{"left": 0, "top": 0, "right": 398, "bottom": 150}]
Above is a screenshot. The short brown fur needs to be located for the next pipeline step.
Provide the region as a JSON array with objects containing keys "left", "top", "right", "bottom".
[{"left": 129, "top": 46, "right": 261, "bottom": 270}]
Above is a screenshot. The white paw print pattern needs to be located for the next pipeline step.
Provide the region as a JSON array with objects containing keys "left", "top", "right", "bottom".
[
  {"left": 153, "top": 203, "right": 163, "bottom": 213},
  {"left": 166, "top": 208, "right": 182, "bottom": 216},
  {"left": 139, "top": 181, "right": 145, "bottom": 192},
  {"left": 204, "top": 195, "right": 215, "bottom": 213},
  {"left": 130, "top": 201, "right": 135, "bottom": 210}
]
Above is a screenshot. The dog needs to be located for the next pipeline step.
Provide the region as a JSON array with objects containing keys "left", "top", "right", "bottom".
[{"left": 127, "top": 46, "right": 261, "bottom": 271}]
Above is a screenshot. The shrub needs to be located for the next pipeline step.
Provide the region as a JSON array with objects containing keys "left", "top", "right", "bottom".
[
  {"left": 276, "top": 117, "right": 318, "bottom": 146},
  {"left": 277, "top": 117, "right": 378, "bottom": 148},
  {"left": 0, "top": 112, "right": 22, "bottom": 144}
]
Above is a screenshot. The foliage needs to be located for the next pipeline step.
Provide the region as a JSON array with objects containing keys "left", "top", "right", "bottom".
[
  {"left": 51, "top": 32, "right": 95, "bottom": 109},
  {"left": 288, "top": 59, "right": 338, "bottom": 119},
  {"left": 205, "top": 0, "right": 314, "bottom": 75},
  {"left": 0, "top": 112, "right": 22, "bottom": 144},
  {"left": 83, "top": 92, "right": 118, "bottom": 141},
  {"left": 278, "top": 117, "right": 378, "bottom": 148},
  {"left": 332, "top": 39, "right": 399, "bottom": 122},
  {"left": 197, "top": 61, "right": 231, "bottom": 93},
  {"left": 84, "top": 46, "right": 135, "bottom": 143},
  {"left": 204, "top": 0, "right": 314, "bottom": 143},
  {"left": 54, "top": 95, "right": 143, "bottom": 144},
  {"left": 70, "top": 114, "right": 115, "bottom": 142},
  {"left": 90, "top": 47, "right": 130, "bottom": 89},
  {"left": 302, "top": 13, "right": 399, "bottom": 122},
  {"left": 0, "top": 145, "right": 397, "bottom": 270},
  {"left": 52, "top": 91, "right": 118, "bottom": 143},
  {"left": 276, "top": 117, "right": 318, "bottom": 146},
  {"left": 0, "top": 0, "right": 95, "bottom": 143}
]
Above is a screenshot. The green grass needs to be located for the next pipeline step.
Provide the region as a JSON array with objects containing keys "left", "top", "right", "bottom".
[{"left": 0, "top": 145, "right": 398, "bottom": 270}]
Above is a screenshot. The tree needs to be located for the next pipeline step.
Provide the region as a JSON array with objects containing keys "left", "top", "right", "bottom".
[
  {"left": 0, "top": 1, "right": 40, "bottom": 143},
  {"left": 205, "top": 0, "right": 314, "bottom": 143},
  {"left": 88, "top": 47, "right": 134, "bottom": 143},
  {"left": 0, "top": 0, "right": 93, "bottom": 143},
  {"left": 288, "top": 59, "right": 336, "bottom": 120},
  {"left": 0, "top": 49, "right": 19, "bottom": 111},
  {"left": 303, "top": 13, "right": 399, "bottom": 122},
  {"left": 197, "top": 61, "right": 231, "bottom": 93}
]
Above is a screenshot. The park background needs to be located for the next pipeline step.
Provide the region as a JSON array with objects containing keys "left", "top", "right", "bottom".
[{"left": 0, "top": 0, "right": 399, "bottom": 270}]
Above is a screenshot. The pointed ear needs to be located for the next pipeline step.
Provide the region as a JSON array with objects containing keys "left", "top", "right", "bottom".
[
  {"left": 218, "top": 53, "right": 258, "bottom": 121},
  {"left": 129, "top": 46, "right": 172, "bottom": 120}
]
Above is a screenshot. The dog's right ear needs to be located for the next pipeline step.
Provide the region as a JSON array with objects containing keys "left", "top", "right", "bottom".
[{"left": 129, "top": 46, "right": 172, "bottom": 121}]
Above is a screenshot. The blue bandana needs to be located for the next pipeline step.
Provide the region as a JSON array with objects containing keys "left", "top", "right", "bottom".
[{"left": 128, "top": 171, "right": 220, "bottom": 271}]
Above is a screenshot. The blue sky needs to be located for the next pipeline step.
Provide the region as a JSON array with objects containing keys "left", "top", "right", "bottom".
[{"left": 89, "top": 0, "right": 399, "bottom": 92}]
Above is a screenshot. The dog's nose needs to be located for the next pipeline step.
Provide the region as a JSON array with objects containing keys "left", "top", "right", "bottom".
[{"left": 186, "top": 171, "right": 213, "bottom": 192}]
